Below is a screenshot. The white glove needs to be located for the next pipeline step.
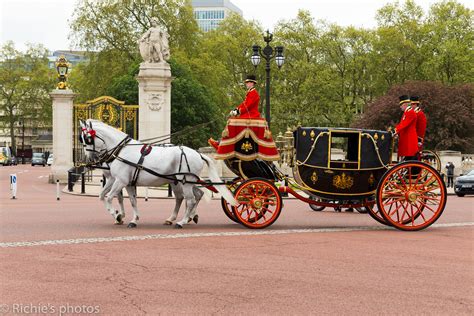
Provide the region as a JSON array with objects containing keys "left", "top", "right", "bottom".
[{"left": 229, "top": 109, "right": 239, "bottom": 116}]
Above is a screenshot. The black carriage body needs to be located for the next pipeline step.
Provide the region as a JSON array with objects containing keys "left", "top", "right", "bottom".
[
  {"left": 294, "top": 127, "right": 393, "bottom": 200},
  {"left": 225, "top": 158, "right": 279, "bottom": 181}
]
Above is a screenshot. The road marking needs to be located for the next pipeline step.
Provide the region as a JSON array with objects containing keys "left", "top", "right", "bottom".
[{"left": 0, "top": 222, "right": 472, "bottom": 248}]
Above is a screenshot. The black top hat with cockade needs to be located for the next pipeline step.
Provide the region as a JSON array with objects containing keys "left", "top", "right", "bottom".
[
  {"left": 410, "top": 95, "right": 420, "bottom": 104},
  {"left": 244, "top": 75, "right": 257, "bottom": 84},
  {"left": 399, "top": 95, "right": 410, "bottom": 105}
]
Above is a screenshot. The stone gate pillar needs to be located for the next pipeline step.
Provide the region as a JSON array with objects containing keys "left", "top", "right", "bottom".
[
  {"left": 136, "top": 62, "right": 172, "bottom": 141},
  {"left": 50, "top": 89, "right": 75, "bottom": 183}
]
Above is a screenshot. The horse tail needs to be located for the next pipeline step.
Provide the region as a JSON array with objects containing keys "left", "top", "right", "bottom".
[{"left": 201, "top": 155, "right": 238, "bottom": 206}]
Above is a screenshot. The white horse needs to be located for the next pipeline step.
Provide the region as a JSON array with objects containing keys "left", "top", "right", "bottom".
[{"left": 79, "top": 119, "right": 237, "bottom": 228}]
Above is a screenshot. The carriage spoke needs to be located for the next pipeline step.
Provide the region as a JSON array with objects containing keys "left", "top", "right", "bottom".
[{"left": 418, "top": 201, "right": 438, "bottom": 214}]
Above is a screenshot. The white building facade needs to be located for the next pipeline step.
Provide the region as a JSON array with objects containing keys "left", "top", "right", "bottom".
[{"left": 192, "top": 0, "right": 242, "bottom": 32}]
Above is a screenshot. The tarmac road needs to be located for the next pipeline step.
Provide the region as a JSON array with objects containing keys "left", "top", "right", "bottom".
[{"left": 0, "top": 165, "right": 473, "bottom": 315}]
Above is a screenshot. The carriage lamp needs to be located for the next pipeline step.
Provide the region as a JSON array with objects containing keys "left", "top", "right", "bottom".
[
  {"left": 275, "top": 132, "right": 285, "bottom": 164},
  {"left": 250, "top": 30, "right": 285, "bottom": 126},
  {"left": 283, "top": 127, "right": 295, "bottom": 167},
  {"left": 55, "top": 55, "right": 69, "bottom": 89}
]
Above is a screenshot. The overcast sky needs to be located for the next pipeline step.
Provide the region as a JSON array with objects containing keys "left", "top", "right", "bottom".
[{"left": 1, "top": 0, "right": 472, "bottom": 52}]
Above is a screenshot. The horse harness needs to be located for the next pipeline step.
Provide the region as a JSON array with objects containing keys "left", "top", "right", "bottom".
[{"left": 80, "top": 124, "right": 223, "bottom": 189}]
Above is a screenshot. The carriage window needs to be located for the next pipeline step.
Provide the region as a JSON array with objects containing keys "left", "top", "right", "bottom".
[{"left": 330, "top": 132, "right": 359, "bottom": 166}]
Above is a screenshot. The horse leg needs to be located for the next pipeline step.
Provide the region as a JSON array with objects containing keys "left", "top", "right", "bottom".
[
  {"left": 189, "top": 186, "right": 204, "bottom": 224},
  {"left": 99, "top": 177, "right": 112, "bottom": 201},
  {"left": 105, "top": 179, "right": 127, "bottom": 225},
  {"left": 125, "top": 186, "right": 139, "bottom": 228},
  {"left": 117, "top": 189, "right": 126, "bottom": 220},
  {"left": 164, "top": 183, "right": 184, "bottom": 225},
  {"left": 175, "top": 184, "right": 196, "bottom": 229}
]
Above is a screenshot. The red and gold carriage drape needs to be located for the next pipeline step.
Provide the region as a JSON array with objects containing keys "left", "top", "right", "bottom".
[{"left": 214, "top": 118, "right": 280, "bottom": 161}]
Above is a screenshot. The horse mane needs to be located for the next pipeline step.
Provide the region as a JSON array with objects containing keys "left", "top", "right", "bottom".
[{"left": 86, "top": 119, "right": 129, "bottom": 139}]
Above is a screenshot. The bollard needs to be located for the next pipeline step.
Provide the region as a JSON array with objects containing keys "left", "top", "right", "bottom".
[
  {"left": 102, "top": 175, "right": 106, "bottom": 187},
  {"left": 56, "top": 179, "right": 60, "bottom": 201},
  {"left": 81, "top": 172, "right": 85, "bottom": 194},
  {"left": 67, "top": 169, "right": 74, "bottom": 192},
  {"left": 145, "top": 187, "right": 149, "bottom": 202},
  {"left": 168, "top": 184, "right": 172, "bottom": 197},
  {"left": 10, "top": 174, "right": 17, "bottom": 199}
]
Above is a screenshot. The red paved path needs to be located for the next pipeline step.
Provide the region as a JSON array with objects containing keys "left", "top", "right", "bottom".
[{"left": 1, "top": 165, "right": 473, "bottom": 315}]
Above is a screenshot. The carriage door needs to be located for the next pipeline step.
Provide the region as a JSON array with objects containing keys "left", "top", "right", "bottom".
[{"left": 73, "top": 96, "right": 139, "bottom": 165}]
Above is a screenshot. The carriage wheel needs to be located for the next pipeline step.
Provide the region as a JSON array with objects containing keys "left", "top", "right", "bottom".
[
  {"left": 355, "top": 207, "right": 369, "bottom": 213},
  {"left": 366, "top": 204, "right": 391, "bottom": 226},
  {"left": 421, "top": 150, "right": 441, "bottom": 173},
  {"left": 376, "top": 161, "right": 447, "bottom": 231},
  {"left": 232, "top": 178, "right": 282, "bottom": 229},
  {"left": 221, "top": 178, "right": 242, "bottom": 223},
  {"left": 309, "top": 197, "right": 326, "bottom": 212}
]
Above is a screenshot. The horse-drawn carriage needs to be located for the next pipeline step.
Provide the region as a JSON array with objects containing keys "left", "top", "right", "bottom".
[
  {"left": 219, "top": 121, "right": 447, "bottom": 231},
  {"left": 78, "top": 118, "right": 446, "bottom": 231}
]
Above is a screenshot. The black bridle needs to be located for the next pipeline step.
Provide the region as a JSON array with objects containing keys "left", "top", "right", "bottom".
[{"left": 79, "top": 121, "right": 130, "bottom": 166}]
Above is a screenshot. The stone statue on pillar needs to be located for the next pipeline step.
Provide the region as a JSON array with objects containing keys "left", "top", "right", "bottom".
[
  {"left": 138, "top": 18, "right": 170, "bottom": 64},
  {"left": 136, "top": 18, "right": 172, "bottom": 142}
]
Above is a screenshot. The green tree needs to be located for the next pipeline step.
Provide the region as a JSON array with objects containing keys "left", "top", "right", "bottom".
[
  {"left": 169, "top": 60, "right": 223, "bottom": 147},
  {"left": 69, "top": 0, "right": 200, "bottom": 103},
  {"left": 70, "top": 0, "right": 198, "bottom": 58},
  {"left": 424, "top": 0, "right": 473, "bottom": 84},
  {"left": 0, "top": 42, "right": 55, "bottom": 154}
]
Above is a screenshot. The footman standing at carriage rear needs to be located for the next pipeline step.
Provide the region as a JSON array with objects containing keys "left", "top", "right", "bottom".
[
  {"left": 394, "top": 95, "right": 418, "bottom": 161},
  {"left": 411, "top": 96, "right": 427, "bottom": 153}
]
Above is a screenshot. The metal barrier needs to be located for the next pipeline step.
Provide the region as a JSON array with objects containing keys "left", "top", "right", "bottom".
[{"left": 67, "top": 166, "right": 87, "bottom": 193}]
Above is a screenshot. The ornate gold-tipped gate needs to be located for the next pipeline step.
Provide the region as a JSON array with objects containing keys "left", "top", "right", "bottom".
[{"left": 73, "top": 96, "right": 138, "bottom": 164}]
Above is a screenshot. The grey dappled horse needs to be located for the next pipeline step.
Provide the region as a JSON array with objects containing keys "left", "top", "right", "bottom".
[{"left": 79, "top": 119, "right": 237, "bottom": 228}]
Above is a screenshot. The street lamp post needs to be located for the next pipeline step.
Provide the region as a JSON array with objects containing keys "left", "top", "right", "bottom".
[
  {"left": 19, "top": 119, "right": 25, "bottom": 164},
  {"left": 250, "top": 30, "right": 285, "bottom": 126}
]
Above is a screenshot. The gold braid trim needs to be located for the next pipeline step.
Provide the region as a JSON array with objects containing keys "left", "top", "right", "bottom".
[{"left": 219, "top": 128, "right": 277, "bottom": 148}]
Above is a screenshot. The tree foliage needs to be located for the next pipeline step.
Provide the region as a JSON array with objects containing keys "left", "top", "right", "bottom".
[
  {"left": 68, "top": 0, "right": 473, "bottom": 151},
  {"left": 0, "top": 42, "right": 55, "bottom": 153}
]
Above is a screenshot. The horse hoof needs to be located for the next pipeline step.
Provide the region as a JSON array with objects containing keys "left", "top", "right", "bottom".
[
  {"left": 116, "top": 214, "right": 122, "bottom": 223},
  {"left": 115, "top": 220, "right": 124, "bottom": 225},
  {"left": 175, "top": 224, "right": 183, "bottom": 229},
  {"left": 193, "top": 215, "right": 199, "bottom": 224},
  {"left": 127, "top": 222, "right": 137, "bottom": 228},
  {"left": 164, "top": 220, "right": 173, "bottom": 225}
]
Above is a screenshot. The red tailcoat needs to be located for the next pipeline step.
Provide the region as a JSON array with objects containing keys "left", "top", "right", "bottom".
[
  {"left": 415, "top": 107, "right": 427, "bottom": 142},
  {"left": 237, "top": 88, "right": 261, "bottom": 119},
  {"left": 395, "top": 106, "right": 419, "bottom": 157}
]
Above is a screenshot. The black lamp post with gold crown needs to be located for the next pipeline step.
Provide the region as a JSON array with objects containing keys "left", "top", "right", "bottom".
[
  {"left": 55, "top": 55, "right": 69, "bottom": 89},
  {"left": 250, "top": 30, "right": 285, "bottom": 127}
]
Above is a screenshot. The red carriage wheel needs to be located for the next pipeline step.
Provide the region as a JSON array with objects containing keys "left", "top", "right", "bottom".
[
  {"left": 232, "top": 178, "right": 282, "bottom": 229},
  {"left": 376, "top": 161, "right": 447, "bottom": 231},
  {"left": 366, "top": 204, "right": 391, "bottom": 226},
  {"left": 221, "top": 178, "right": 242, "bottom": 223}
]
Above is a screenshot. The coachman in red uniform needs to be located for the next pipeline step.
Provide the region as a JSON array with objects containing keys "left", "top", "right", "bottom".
[
  {"left": 411, "top": 96, "right": 427, "bottom": 150},
  {"left": 394, "top": 95, "right": 419, "bottom": 160},
  {"left": 208, "top": 75, "right": 279, "bottom": 161},
  {"left": 234, "top": 75, "right": 260, "bottom": 119},
  {"left": 208, "top": 75, "right": 261, "bottom": 149}
]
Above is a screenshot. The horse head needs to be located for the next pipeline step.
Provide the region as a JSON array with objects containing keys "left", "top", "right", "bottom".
[
  {"left": 79, "top": 120, "right": 130, "bottom": 163},
  {"left": 78, "top": 119, "right": 104, "bottom": 163}
]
